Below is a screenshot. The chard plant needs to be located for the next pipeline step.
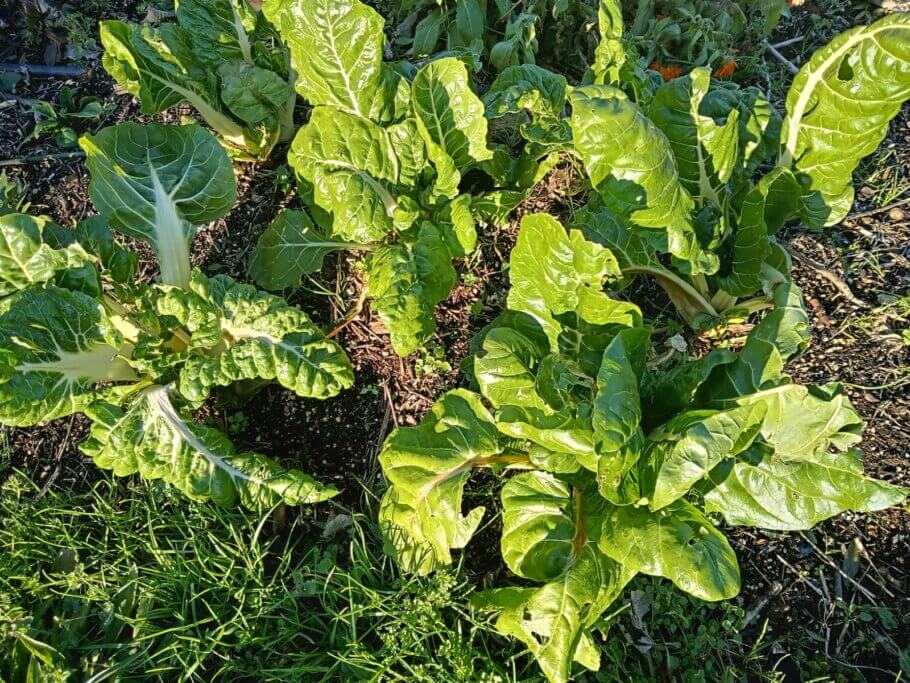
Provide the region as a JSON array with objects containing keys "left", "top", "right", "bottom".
[
  {"left": 572, "top": 10, "right": 910, "bottom": 331},
  {"left": 250, "top": 0, "right": 550, "bottom": 356},
  {"left": 378, "top": 213, "right": 907, "bottom": 683},
  {"left": 100, "top": 0, "right": 296, "bottom": 159},
  {"left": 0, "top": 122, "right": 354, "bottom": 508}
]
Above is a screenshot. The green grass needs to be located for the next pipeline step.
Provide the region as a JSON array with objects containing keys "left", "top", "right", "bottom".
[
  {"left": 0, "top": 475, "right": 530, "bottom": 682},
  {"left": 3, "top": 473, "right": 905, "bottom": 682}
]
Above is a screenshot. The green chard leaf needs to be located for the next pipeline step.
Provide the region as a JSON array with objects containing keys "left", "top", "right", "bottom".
[
  {"left": 779, "top": 14, "right": 910, "bottom": 227},
  {"left": 100, "top": 21, "right": 243, "bottom": 142},
  {"left": 648, "top": 67, "right": 741, "bottom": 206},
  {"left": 500, "top": 472, "right": 578, "bottom": 581},
  {"left": 641, "top": 348, "right": 738, "bottom": 428},
  {"left": 648, "top": 404, "right": 767, "bottom": 510},
  {"left": 81, "top": 123, "right": 236, "bottom": 290},
  {"left": 574, "top": 207, "right": 720, "bottom": 327},
  {"left": 174, "top": 0, "right": 257, "bottom": 67},
  {"left": 484, "top": 64, "right": 571, "bottom": 147},
  {"left": 74, "top": 216, "right": 137, "bottom": 284},
  {"left": 82, "top": 386, "right": 338, "bottom": 508},
  {"left": 379, "top": 389, "right": 502, "bottom": 574},
  {"left": 0, "top": 286, "right": 136, "bottom": 426},
  {"left": 701, "top": 444, "right": 907, "bottom": 530},
  {"left": 249, "top": 210, "right": 352, "bottom": 291},
  {"left": 0, "top": 213, "right": 93, "bottom": 297},
  {"left": 411, "top": 57, "right": 493, "bottom": 192},
  {"left": 218, "top": 60, "right": 293, "bottom": 125},
  {"left": 365, "top": 223, "right": 457, "bottom": 357},
  {"left": 506, "top": 213, "right": 633, "bottom": 348},
  {"left": 591, "top": 0, "right": 626, "bottom": 85},
  {"left": 600, "top": 500, "right": 740, "bottom": 601},
  {"left": 570, "top": 86, "right": 717, "bottom": 275},
  {"left": 474, "top": 325, "right": 551, "bottom": 411},
  {"left": 592, "top": 327, "right": 649, "bottom": 455},
  {"left": 98, "top": 12, "right": 290, "bottom": 154},
  {"left": 162, "top": 272, "right": 354, "bottom": 404},
  {"left": 262, "top": 0, "right": 386, "bottom": 119},
  {"left": 487, "top": 476, "right": 636, "bottom": 683},
  {"left": 288, "top": 107, "right": 406, "bottom": 243},
  {"left": 716, "top": 168, "right": 801, "bottom": 297}
]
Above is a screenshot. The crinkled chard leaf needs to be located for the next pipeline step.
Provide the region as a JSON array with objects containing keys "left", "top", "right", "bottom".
[
  {"left": 590, "top": 0, "right": 625, "bottom": 85},
  {"left": 0, "top": 213, "right": 92, "bottom": 297},
  {"left": 262, "top": 0, "right": 386, "bottom": 119},
  {"left": 0, "top": 286, "right": 135, "bottom": 426},
  {"left": 500, "top": 472, "right": 577, "bottom": 581},
  {"left": 288, "top": 107, "right": 405, "bottom": 243},
  {"left": 163, "top": 272, "right": 354, "bottom": 404},
  {"left": 474, "top": 325, "right": 551, "bottom": 411},
  {"left": 496, "top": 406, "right": 597, "bottom": 467},
  {"left": 570, "top": 86, "right": 717, "bottom": 275},
  {"left": 411, "top": 57, "right": 493, "bottom": 194},
  {"left": 174, "top": 0, "right": 258, "bottom": 66},
  {"left": 366, "top": 223, "right": 456, "bottom": 357},
  {"left": 484, "top": 64, "right": 570, "bottom": 147},
  {"left": 82, "top": 386, "right": 338, "bottom": 508},
  {"left": 507, "top": 213, "right": 628, "bottom": 347}
]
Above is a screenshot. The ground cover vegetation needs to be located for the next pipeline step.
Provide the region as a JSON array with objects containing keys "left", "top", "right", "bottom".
[{"left": 1, "top": 0, "right": 909, "bottom": 680}]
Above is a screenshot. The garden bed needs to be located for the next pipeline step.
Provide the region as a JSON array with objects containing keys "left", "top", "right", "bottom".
[{"left": 1, "top": 0, "right": 908, "bottom": 680}]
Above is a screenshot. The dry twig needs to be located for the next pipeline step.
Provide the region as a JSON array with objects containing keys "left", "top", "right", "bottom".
[
  {"left": 762, "top": 40, "right": 799, "bottom": 74},
  {"left": 785, "top": 244, "right": 868, "bottom": 308}
]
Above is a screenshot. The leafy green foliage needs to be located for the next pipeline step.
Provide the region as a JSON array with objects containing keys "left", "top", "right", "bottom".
[
  {"left": 570, "top": 11, "right": 910, "bottom": 333},
  {"left": 394, "top": 0, "right": 600, "bottom": 76},
  {"left": 0, "top": 122, "right": 353, "bottom": 508},
  {"left": 779, "top": 13, "right": 910, "bottom": 227},
  {"left": 378, "top": 213, "right": 907, "bottom": 682},
  {"left": 254, "top": 0, "right": 551, "bottom": 356},
  {"left": 99, "top": 0, "right": 295, "bottom": 158},
  {"left": 624, "top": 0, "right": 790, "bottom": 73},
  {"left": 81, "top": 122, "right": 237, "bottom": 289},
  {"left": 24, "top": 86, "right": 111, "bottom": 148}
]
